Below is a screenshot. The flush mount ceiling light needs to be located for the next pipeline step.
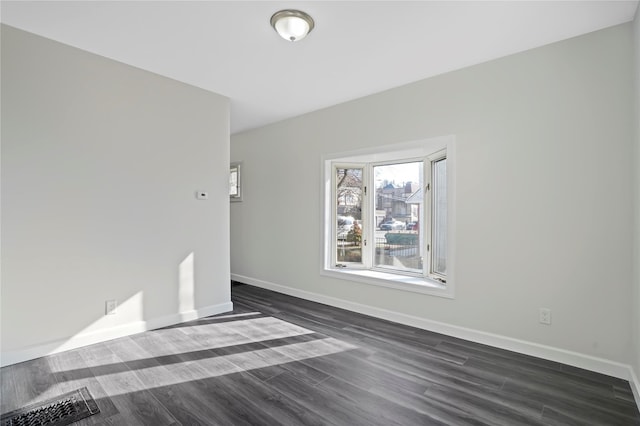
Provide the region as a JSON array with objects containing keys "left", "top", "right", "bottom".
[{"left": 270, "top": 9, "right": 315, "bottom": 42}]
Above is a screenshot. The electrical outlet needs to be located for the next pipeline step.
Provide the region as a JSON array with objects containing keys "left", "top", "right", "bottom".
[
  {"left": 539, "top": 308, "right": 551, "bottom": 325},
  {"left": 105, "top": 299, "right": 117, "bottom": 315}
]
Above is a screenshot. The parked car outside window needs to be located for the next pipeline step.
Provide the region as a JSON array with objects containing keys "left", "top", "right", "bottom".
[{"left": 380, "top": 220, "right": 405, "bottom": 231}]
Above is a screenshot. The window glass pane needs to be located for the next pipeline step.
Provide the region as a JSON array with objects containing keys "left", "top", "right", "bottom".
[
  {"left": 432, "top": 158, "right": 447, "bottom": 276},
  {"left": 373, "top": 162, "right": 423, "bottom": 274},
  {"left": 229, "top": 168, "right": 238, "bottom": 196},
  {"left": 336, "top": 168, "right": 363, "bottom": 263}
]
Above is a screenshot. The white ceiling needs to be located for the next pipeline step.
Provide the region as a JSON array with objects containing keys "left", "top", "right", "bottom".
[{"left": 1, "top": 1, "right": 638, "bottom": 134}]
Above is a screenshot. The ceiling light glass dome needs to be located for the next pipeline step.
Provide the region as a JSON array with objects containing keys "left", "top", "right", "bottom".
[{"left": 270, "top": 10, "right": 315, "bottom": 42}]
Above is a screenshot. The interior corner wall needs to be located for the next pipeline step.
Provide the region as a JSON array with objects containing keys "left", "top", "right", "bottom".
[
  {"left": 0, "top": 25, "right": 231, "bottom": 366},
  {"left": 231, "top": 23, "right": 635, "bottom": 369},
  {"left": 632, "top": 5, "right": 640, "bottom": 395}
]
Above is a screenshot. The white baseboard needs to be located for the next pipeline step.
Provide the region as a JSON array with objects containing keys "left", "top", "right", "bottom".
[
  {"left": 232, "top": 273, "right": 636, "bottom": 383},
  {"left": 0, "top": 301, "right": 233, "bottom": 367},
  {"left": 630, "top": 367, "right": 640, "bottom": 410}
]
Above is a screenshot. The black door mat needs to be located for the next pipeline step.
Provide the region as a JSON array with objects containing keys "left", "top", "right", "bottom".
[{"left": 1, "top": 387, "right": 100, "bottom": 426}]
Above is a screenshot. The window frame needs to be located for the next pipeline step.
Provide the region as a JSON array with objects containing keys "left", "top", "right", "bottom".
[
  {"left": 332, "top": 163, "right": 367, "bottom": 269},
  {"left": 230, "top": 161, "right": 243, "bottom": 202},
  {"left": 368, "top": 157, "right": 425, "bottom": 277},
  {"left": 321, "top": 136, "right": 456, "bottom": 299},
  {"left": 426, "top": 149, "right": 447, "bottom": 282}
]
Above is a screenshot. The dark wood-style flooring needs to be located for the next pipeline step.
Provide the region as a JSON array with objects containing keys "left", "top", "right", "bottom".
[{"left": 1, "top": 282, "right": 639, "bottom": 425}]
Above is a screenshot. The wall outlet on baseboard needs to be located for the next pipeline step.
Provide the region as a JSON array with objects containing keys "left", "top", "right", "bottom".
[
  {"left": 539, "top": 308, "right": 551, "bottom": 325},
  {"left": 105, "top": 299, "right": 117, "bottom": 315}
]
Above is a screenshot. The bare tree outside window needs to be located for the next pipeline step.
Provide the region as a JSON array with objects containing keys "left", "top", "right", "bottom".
[{"left": 336, "top": 168, "right": 363, "bottom": 263}]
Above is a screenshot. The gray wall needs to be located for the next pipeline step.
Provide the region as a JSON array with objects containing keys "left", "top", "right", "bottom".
[
  {"left": 1, "top": 25, "right": 231, "bottom": 365},
  {"left": 633, "top": 5, "right": 640, "bottom": 389},
  {"left": 231, "top": 23, "right": 635, "bottom": 368}
]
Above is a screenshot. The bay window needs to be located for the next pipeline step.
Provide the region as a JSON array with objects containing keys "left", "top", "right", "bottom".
[{"left": 322, "top": 137, "right": 455, "bottom": 297}]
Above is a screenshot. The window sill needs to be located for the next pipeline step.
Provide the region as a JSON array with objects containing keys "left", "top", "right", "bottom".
[{"left": 321, "top": 268, "right": 454, "bottom": 299}]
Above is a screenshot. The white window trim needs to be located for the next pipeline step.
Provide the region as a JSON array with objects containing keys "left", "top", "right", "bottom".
[{"left": 320, "top": 136, "right": 456, "bottom": 299}]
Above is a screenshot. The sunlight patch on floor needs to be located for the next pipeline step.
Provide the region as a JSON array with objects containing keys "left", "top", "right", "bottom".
[
  {"left": 142, "top": 316, "right": 316, "bottom": 356},
  {"left": 46, "top": 337, "right": 357, "bottom": 398}
]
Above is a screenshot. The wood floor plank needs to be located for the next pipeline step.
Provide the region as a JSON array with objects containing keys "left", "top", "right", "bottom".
[
  {"left": 113, "top": 334, "right": 264, "bottom": 426},
  {"left": 365, "top": 348, "right": 545, "bottom": 421},
  {"left": 267, "top": 370, "right": 435, "bottom": 426},
  {"left": 233, "top": 284, "right": 639, "bottom": 425},
  {"left": 422, "top": 382, "right": 547, "bottom": 426},
  {"left": 0, "top": 356, "right": 60, "bottom": 413},
  {"left": 471, "top": 354, "right": 638, "bottom": 418},
  {"left": 271, "top": 310, "right": 367, "bottom": 346},
  {"left": 2, "top": 282, "right": 638, "bottom": 425},
  {"left": 216, "top": 370, "right": 331, "bottom": 426},
  {"left": 46, "top": 349, "right": 120, "bottom": 425},
  {"left": 316, "top": 375, "right": 472, "bottom": 426},
  {"left": 78, "top": 342, "right": 179, "bottom": 426},
  {"left": 502, "top": 375, "right": 640, "bottom": 425},
  {"left": 367, "top": 343, "right": 507, "bottom": 391},
  {"left": 541, "top": 402, "right": 640, "bottom": 426},
  {"left": 109, "top": 337, "right": 261, "bottom": 426},
  {"left": 561, "top": 362, "right": 634, "bottom": 388},
  {"left": 344, "top": 325, "right": 468, "bottom": 365},
  {"left": 0, "top": 363, "right": 19, "bottom": 413}
]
